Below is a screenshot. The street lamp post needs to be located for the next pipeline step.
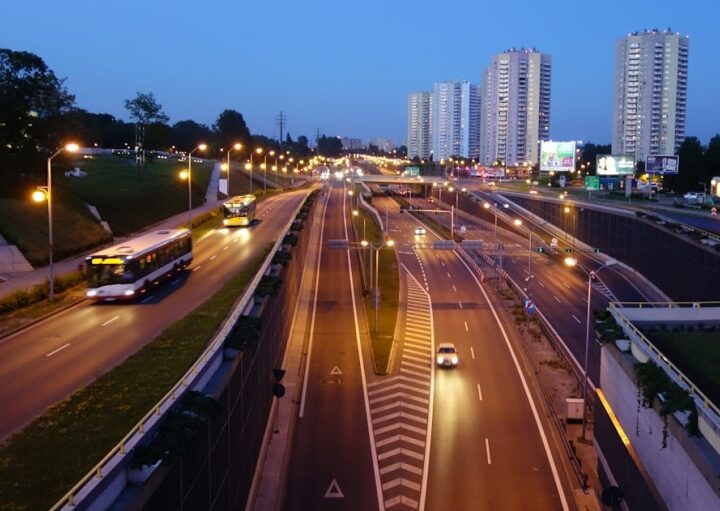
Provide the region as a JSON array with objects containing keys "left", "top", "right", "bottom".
[
  {"left": 180, "top": 144, "right": 207, "bottom": 230},
  {"left": 225, "top": 143, "right": 242, "bottom": 197},
  {"left": 368, "top": 239, "right": 395, "bottom": 332},
  {"left": 38, "top": 143, "right": 79, "bottom": 300},
  {"left": 264, "top": 150, "right": 275, "bottom": 195},
  {"left": 246, "top": 148, "right": 263, "bottom": 194}
]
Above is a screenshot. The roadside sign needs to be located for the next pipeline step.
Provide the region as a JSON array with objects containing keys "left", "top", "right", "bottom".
[
  {"left": 524, "top": 299, "right": 536, "bottom": 314},
  {"left": 585, "top": 176, "right": 600, "bottom": 191}
]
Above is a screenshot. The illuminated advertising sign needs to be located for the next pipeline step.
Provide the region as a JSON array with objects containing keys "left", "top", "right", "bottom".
[
  {"left": 540, "top": 141, "right": 575, "bottom": 172},
  {"left": 596, "top": 155, "right": 635, "bottom": 176},
  {"left": 646, "top": 155, "right": 679, "bottom": 174}
]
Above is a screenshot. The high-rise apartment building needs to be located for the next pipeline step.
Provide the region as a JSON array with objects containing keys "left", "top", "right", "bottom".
[
  {"left": 407, "top": 92, "right": 432, "bottom": 160},
  {"left": 430, "top": 81, "right": 480, "bottom": 161},
  {"left": 480, "top": 48, "right": 551, "bottom": 166},
  {"left": 612, "top": 29, "right": 689, "bottom": 161}
]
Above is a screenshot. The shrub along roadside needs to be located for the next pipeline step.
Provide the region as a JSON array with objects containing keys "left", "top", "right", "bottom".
[{"left": 0, "top": 246, "right": 271, "bottom": 511}]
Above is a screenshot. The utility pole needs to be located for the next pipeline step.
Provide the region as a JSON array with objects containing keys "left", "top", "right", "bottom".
[{"left": 276, "top": 111, "right": 286, "bottom": 148}]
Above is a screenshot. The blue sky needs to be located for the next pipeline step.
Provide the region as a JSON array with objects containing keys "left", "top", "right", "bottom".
[{"left": 3, "top": 0, "right": 718, "bottom": 146}]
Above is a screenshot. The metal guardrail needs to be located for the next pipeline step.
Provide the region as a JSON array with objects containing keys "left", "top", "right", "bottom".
[
  {"left": 51, "top": 190, "right": 313, "bottom": 510},
  {"left": 608, "top": 302, "right": 720, "bottom": 422},
  {"left": 640, "top": 209, "right": 720, "bottom": 243},
  {"left": 608, "top": 300, "right": 720, "bottom": 309}
]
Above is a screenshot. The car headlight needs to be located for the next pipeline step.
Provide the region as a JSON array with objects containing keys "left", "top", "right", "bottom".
[
  {"left": 124, "top": 290, "right": 135, "bottom": 296},
  {"left": 87, "top": 290, "right": 97, "bottom": 297},
  {"left": 223, "top": 219, "right": 229, "bottom": 225},
  {"left": 436, "top": 355, "right": 443, "bottom": 364},
  {"left": 451, "top": 356, "right": 458, "bottom": 365}
]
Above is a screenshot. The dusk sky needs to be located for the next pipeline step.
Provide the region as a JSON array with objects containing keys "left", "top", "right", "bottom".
[{"left": 3, "top": 0, "right": 718, "bottom": 146}]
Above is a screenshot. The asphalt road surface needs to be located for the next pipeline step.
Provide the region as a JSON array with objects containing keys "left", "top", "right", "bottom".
[{"left": 0, "top": 190, "right": 308, "bottom": 441}]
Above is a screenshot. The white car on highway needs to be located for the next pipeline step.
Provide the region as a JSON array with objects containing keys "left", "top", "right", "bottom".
[
  {"left": 414, "top": 226, "right": 426, "bottom": 236},
  {"left": 436, "top": 342, "right": 459, "bottom": 367}
]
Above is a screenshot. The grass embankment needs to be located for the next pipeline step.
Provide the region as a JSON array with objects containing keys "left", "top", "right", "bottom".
[
  {"left": 66, "top": 154, "right": 213, "bottom": 235},
  {"left": 647, "top": 330, "right": 720, "bottom": 406},
  {"left": 0, "top": 155, "right": 213, "bottom": 267},
  {"left": 352, "top": 205, "right": 399, "bottom": 374},
  {"left": 0, "top": 245, "right": 272, "bottom": 511}
]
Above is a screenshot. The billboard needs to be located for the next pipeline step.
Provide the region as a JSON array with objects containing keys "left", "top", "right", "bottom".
[
  {"left": 596, "top": 155, "right": 635, "bottom": 176},
  {"left": 540, "top": 141, "right": 576, "bottom": 172},
  {"left": 646, "top": 155, "right": 679, "bottom": 174},
  {"left": 471, "top": 165, "right": 505, "bottom": 178}
]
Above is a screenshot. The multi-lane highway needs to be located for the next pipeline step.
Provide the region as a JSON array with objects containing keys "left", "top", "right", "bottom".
[
  {"left": 0, "top": 190, "right": 309, "bottom": 441},
  {"left": 283, "top": 179, "right": 573, "bottom": 510}
]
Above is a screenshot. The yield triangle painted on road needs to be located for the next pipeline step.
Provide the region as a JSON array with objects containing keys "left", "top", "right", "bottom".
[
  {"left": 324, "top": 478, "right": 344, "bottom": 498},
  {"left": 330, "top": 366, "right": 343, "bottom": 375}
]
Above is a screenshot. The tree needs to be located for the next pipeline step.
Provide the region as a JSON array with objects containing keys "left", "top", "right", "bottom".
[
  {"left": 214, "top": 109, "right": 251, "bottom": 150},
  {"left": 286, "top": 133, "right": 294, "bottom": 145},
  {"left": 298, "top": 135, "right": 309, "bottom": 148},
  {"left": 171, "top": 120, "right": 213, "bottom": 153},
  {"left": 673, "top": 137, "right": 704, "bottom": 192},
  {"left": 64, "top": 109, "right": 133, "bottom": 148},
  {"left": 317, "top": 135, "right": 342, "bottom": 157},
  {"left": 704, "top": 135, "right": 720, "bottom": 182},
  {"left": 124, "top": 92, "right": 169, "bottom": 125},
  {"left": 0, "top": 49, "right": 75, "bottom": 192}
]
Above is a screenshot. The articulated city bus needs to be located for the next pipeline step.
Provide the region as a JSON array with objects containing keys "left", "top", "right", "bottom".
[
  {"left": 85, "top": 229, "right": 192, "bottom": 301},
  {"left": 223, "top": 194, "right": 257, "bottom": 226}
]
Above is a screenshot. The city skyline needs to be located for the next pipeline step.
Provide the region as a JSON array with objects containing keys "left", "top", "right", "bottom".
[{"left": 2, "top": 0, "right": 718, "bottom": 146}]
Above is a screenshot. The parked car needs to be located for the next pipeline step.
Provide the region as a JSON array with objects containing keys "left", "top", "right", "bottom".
[{"left": 436, "top": 342, "right": 459, "bottom": 367}]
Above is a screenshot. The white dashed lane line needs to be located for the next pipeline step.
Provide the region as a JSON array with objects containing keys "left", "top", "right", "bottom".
[
  {"left": 538, "top": 281, "right": 545, "bottom": 288},
  {"left": 452, "top": 285, "right": 457, "bottom": 292},
  {"left": 553, "top": 295, "right": 561, "bottom": 303},
  {"left": 210, "top": 255, "right": 217, "bottom": 261},
  {"left": 46, "top": 343, "right": 70, "bottom": 357},
  {"left": 193, "top": 265, "right": 201, "bottom": 272},
  {"left": 485, "top": 438, "right": 492, "bottom": 464},
  {"left": 464, "top": 321, "right": 468, "bottom": 331},
  {"left": 470, "top": 346, "right": 475, "bottom": 359},
  {"left": 572, "top": 314, "right": 582, "bottom": 324},
  {"left": 477, "top": 383, "right": 483, "bottom": 401},
  {"left": 102, "top": 316, "right": 119, "bottom": 327},
  {"left": 561, "top": 281, "right": 570, "bottom": 289}
]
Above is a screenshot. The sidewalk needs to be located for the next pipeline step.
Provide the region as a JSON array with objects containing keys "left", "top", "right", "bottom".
[{"left": 0, "top": 161, "right": 225, "bottom": 300}]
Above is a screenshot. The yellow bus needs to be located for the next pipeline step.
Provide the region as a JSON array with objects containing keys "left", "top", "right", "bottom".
[{"left": 223, "top": 194, "right": 257, "bottom": 227}]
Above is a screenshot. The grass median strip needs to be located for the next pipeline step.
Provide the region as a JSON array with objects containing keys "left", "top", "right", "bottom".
[
  {"left": 0, "top": 245, "right": 271, "bottom": 511},
  {"left": 352, "top": 206, "right": 399, "bottom": 374}
]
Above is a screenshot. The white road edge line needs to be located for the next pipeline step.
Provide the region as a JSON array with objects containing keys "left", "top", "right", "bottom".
[
  {"left": 454, "top": 251, "right": 570, "bottom": 511},
  {"left": 102, "top": 315, "right": 119, "bottom": 327},
  {"left": 344, "top": 188, "right": 384, "bottom": 510},
  {"left": 401, "top": 262, "right": 435, "bottom": 511},
  {"left": 298, "top": 190, "right": 330, "bottom": 418},
  {"left": 46, "top": 343, "right": 70, "bottom": 357},
  {"left": 485, "top": 438, "right": 492, "bottom": 464}
]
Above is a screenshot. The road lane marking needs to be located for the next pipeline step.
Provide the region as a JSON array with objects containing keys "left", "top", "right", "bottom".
[
  {"left": 561, "top": 280, "right": 570, "bottom": 289},
  {"left": 452, "top": 285, "right": 457, "bottom": 292},
  {"left": 223, "top": 245, "right": 228, "bottom": 251},
  {"left": 446, "top": 272, "right": 451, "bottom": 278},
  {"left": 210, "top": 255, "right": 217, "bottom": 260},
  {"left": 538, "top": 281, "right": 545, "bottom": 288},
  {"left": 324, "top": 478, "right": 344, "bottom": 498},
  {"left": 46, "top": 343, "right": 70, "bottom": 357},
  {"left": 458, "top": 302, "right": 463, "bottom": 309},
  {"left": 470, "top": 347, "right": 475, "bottom": 359},
  {"left": 455, "top": 253, "right": 570, "bottom": 510},
  {"left": 572, "top": 314, "right": 582, "bottom": 324},
  {"left": 477, "top": 383, "right": 483, "bottom": 401},
  {"left": 464, "top": 321, "right": 469, "bottom": 331},
  {"left": 553, "top": 295, "right": 561, "bottom": 303},
  {"left": 485, "top": 438, "right": 492, "bottom": 464},
  {"left": 193, "top": 265, "right": 201, "bottom": 272},
  {"left": 102, "top": 315, "right": 119, "bottom": 327}
]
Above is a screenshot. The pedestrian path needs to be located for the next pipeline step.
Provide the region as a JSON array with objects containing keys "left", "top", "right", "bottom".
[
  {"left": 367, "top": 270, "right": 434, "bottom": 509},
  {"left": 0, "top": 235, "right": 33, "bottom": 275}
]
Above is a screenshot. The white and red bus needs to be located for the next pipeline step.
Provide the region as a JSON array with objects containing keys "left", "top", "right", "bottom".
[{"left": 85, "top": 229, "right": 192, "bottom": 301}]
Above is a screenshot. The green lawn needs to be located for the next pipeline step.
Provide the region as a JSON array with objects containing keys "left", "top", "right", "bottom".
[
  {"left": 0, "top": 246, "right": 271, "bottom": 511},
  {"left": 354, "top": 206, "right": 399, "bottom": 374},
  {"left": 646, "top": 330, "right": 720, "bottom": 406},
  {"left": 65, "top": 154, "right": 213, "bottom": 235}
]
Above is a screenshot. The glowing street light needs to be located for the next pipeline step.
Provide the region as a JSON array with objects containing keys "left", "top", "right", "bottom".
[
  {"left": 36, "top": 142, "right": 79, "bottom": 300},
  {"left": 180, "top": 143, "right": 207, "bottom": 229},
  {"left": 225, "top": 143, "right": 242, "bottom": 197}
]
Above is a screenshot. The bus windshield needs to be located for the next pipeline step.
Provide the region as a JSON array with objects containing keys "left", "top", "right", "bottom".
[
  {"left": 87, "top": 261, "right": 138, "bottom": 287},
  {"left": 224, "top": 204, "right": 251, "bottom": 218}
]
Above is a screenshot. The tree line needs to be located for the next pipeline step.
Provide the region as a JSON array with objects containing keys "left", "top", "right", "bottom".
[{"left": 0, "top": 48, "right": 319, "bottom": 195}]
